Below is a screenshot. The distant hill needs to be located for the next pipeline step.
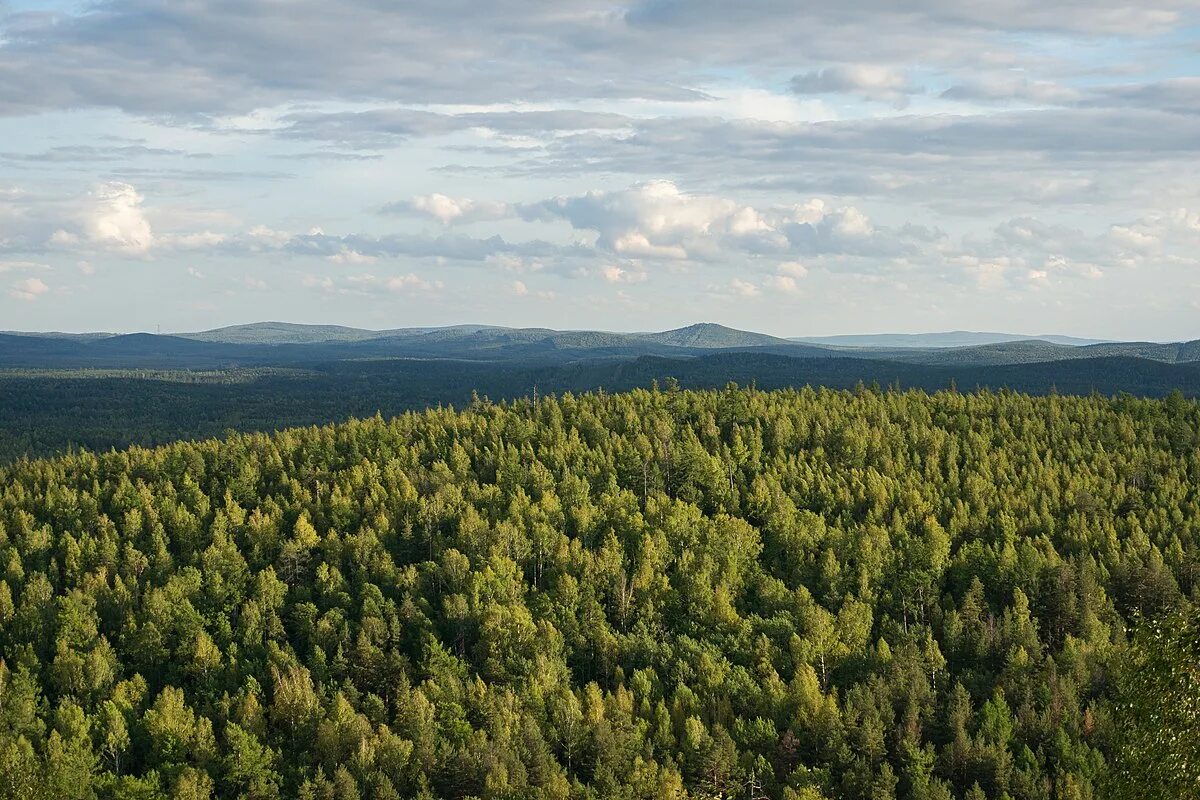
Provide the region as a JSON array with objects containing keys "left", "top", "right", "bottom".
[
  {"left": 177, "top": 321, "right": 503, "bottom": 344},
  {"left": 634, "top": 322, "right": 794, "bottom": 349},
  {"left": 178, "top": 321, "right": 386, "bottom": 344},
  {"left": 793, "top": 331, "right": 1110, "bottom": 348},
  {"left": 178, "top": 321, "right": 804, "bottom": 352},
  {"left": 0, "top": 330, "right": 115, "bottom": 341},
  {"left": 2, "top": 322, "right": 1197, "bottom": 372}
]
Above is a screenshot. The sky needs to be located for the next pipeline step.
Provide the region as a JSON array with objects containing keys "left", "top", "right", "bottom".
[{"left": 1, "top": 1, "right": 1199, "bottom": 338}]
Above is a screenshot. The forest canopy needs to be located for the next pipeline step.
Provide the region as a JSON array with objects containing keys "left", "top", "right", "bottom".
[{"left": 0, "top": 384, "right": 1198, "bottom": 799}]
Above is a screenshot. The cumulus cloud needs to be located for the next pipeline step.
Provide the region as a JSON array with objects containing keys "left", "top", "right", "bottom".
[
  {"left": 387, "top": 273, "right": 442, "bottom": 292},
  {"left": 728, "top": 278, "right": 761, "bottom": 298},
  {"left": 601, "top": 264, "right": 648, "bottom": 283},
  {"left": 327, "top": 248, "right": 378, "bottom": 265},
  {"left": 86, "top": 182, "right": 154, "bottom": 253},
  {"left": 765, "top": 261, "right": 808, "bottom": 295},
  {"left": 390, "top": 193, "right": 512, "bottom": 226},
  {"left": 292, "top": 180, "right": 970, "bottom": 279},
  {"left": 766, "top": 274, "right": 801, "bottom": 294},
  {"left": 9, "top": 276, "right": 48, "bottom": 300},
  {"left": 521, "top": 180, "right": 798, "bottom": 260}
]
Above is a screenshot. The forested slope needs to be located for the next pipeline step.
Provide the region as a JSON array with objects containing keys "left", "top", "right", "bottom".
[{"left": 1, "top": 386, "right": 1198, "bottom": 799}]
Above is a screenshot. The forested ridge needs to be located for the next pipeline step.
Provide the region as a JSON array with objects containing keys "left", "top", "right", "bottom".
[
  {"left": 5, "top": 352, "right": 1200, "bottom": 464},
  {"left": 1, "top": 385, "right": 1198, "bottom": 799}
]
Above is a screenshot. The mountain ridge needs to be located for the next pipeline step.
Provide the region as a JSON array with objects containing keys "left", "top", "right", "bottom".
[{"left": 2, "top": 322, "right": 1197, "bottom": 371}]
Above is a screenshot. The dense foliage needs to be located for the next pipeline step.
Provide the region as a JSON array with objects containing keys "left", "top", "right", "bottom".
[
  {"left": 1, "top": 385, "right": 1198, "bottom": 799},
  {"left": 1104, "top": 605, "right": 1200, "bottom": 799}
]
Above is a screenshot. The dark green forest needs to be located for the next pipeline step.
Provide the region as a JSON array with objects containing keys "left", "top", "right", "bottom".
[
  {"left": 4, "top": 352, "right": 1200, "bottom": 463},
  {"left": 1, "top": 385, "right": 1198, "bottom": 798}
]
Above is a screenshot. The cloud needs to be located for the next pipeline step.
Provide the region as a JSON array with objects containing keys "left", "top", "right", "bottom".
[
  {"left": 85, "top": 182, "right": 153, "bottom": 253},
  {"left": 284, "top": 108, "right": 633, "bottom": 150},
  {"left": 728, "top": 278, "right": 760, "bottom": 297},
  {"left": 327, "top": 248, "right": 378, "bottom": 265},
  {"left": 484, "top": 253, "right": 546, "bottom": 273},
  {"left": 0, "top": 0, "right": 1187, "bottom": 120},
  {"left": 508, "top": 279, "right": 554, "bottom": 299},
  {"left": 9, "top": 276, "right": 48, "bottom": 300},
  {"left": 389, "top": 193, "right": 512, "bottom": 225},
  {"left": 0, "top": 0, "right": 1195, "bottom": 338},
  {"left": 601, "top": 264, "right": 648, "bottom": 283},
  {"left": 1088, "top": 78, "right": 1200, "bottom": 115},
  {"left": 243, "top": 180, "right": 954, "bottom": 278},
  {"left": 941, "top": 76, "right": 1081, "bottom": 105},
  {"left": 387, "top": 273, "right": 442, "bottom": 292},
  {"left": 282, "top": 230, "right": 567, "bottom": 263},
  {"left": 302, "top": 271, "right": 441, "bottom": 295},
  {"left": 791, "top": 65, "right": 916, "bottom": 107},
  {"left": 765, "top": 261, "right": 807, "bottom": 294},
  {"left": 0, "top": 144, "right": 195, "bottom": 163},
  {"left": 766, "top": 274, "right": 800, "bottom": 294},
  {"left": 521, "top": 180, "right": 794, "bottom": 260}
]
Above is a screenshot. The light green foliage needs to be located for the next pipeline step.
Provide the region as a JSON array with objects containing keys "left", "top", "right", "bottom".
[
  {"left": 0, "top": 385, "right": 1197, "bottom": 798},
  {"left": 1105, "top": 607, "right": 1200, "bottom": 799}
]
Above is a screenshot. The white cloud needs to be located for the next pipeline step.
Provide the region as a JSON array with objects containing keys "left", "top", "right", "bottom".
[
  {"left": 766, "top": 275, "right": 801, "bottom": 294},
  {"left": 77, "top": 260, "right": 94, "bottom": 275},
  {"left": 521, "top": 180, "right": 842, "bottom": 261},
  {"left": 86, "top": 182, "right": 153, "bottom": 254},
  {"left": 1026, "top": 269, "right": 1050, "bottom": 287},
  {"left": 601, "top": 264, "right": 648, "bottom": 283},
  {"left": 397, "top": 193, "right": 512, "bottom": 225},
  {"left": 187, "top": 267, "right": 206, "bottom": 279},
  {"left": 9, "top": 277, "right": 49, "bottom": 300},
  {"left": 246, "top": 226, "right": 292, "bottom": 248},
  {"left": 511, "top": 280, "right": 529, "bottom": 296},
  {"left": 485, "top": 253, "right": 544, "bottom": 273},
  {"left": 49, "top": 229, "right": 80, "bottom": 247},
  {"left": 728, "top": 278, "right": 761, "bottom": 297},
  {"left": 387, "top": 273, "right": 442, "bottom": 292},
  {"left": 327, "top": 248, "right": 378, "bottom": 265},
  {"left": 163, "top": 231, "right": 227, "bottom": 250}
]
